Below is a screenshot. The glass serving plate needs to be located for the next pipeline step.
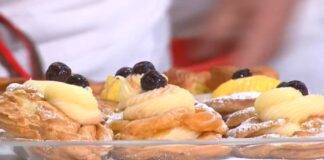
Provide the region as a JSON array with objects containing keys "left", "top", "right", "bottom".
[{"left": 1, "top": 137, "right": 324, "bottom": 160}]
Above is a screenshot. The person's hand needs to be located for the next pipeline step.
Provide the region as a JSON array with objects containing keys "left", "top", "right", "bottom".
[{"left": 187, "top": 0, "right": 297, "bottom": 67}]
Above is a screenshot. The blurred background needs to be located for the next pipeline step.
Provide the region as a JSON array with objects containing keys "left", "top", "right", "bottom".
[{"left": 0, "top": 0, "right": 324, "bottom": 93}]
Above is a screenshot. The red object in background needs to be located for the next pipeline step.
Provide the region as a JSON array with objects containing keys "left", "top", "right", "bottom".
[
  {"left": 171, "top": 38, "right": 234, "bottom": 72},
  {"left": 0, "top": 39, "right": 30, "bottom": 79},
  {"left": 0, "top": 14, "right": 43, "bottom": 79}
]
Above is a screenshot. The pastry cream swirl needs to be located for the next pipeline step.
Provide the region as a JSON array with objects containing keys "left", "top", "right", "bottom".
[
  {"left": 126, "top": 74, "right": 142, "bottom": 92},
  {"left": 23, "top": 80, "right": 102, "bottom": 124},
  {"left": 121, "top": 84, "right": 195, "bottom": 120},
  {"left": 255, "top": 87, "right": 324, "bottom": 135}
]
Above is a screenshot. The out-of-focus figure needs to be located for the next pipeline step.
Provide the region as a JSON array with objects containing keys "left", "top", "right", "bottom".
[
  {"left": 170, "top": 0, "right": 324, "bottom": 93},
  {"left": 0, "top": 0, "right": 171, "bottom": 80},
  {"left": 271, "top": 0, "right": 324, "bottom": 93},
  {"left": 171, "top": 0, "right": 296, "bottom": 65}
]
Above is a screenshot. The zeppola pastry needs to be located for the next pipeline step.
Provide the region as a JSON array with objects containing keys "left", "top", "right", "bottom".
[
  {"left": 1, "top": 61, "right": 324, "bottom": 159},
  {"left": 226, "top": 80, "right": 324, "bottom": 158},
  {"left": 1, "top": 81, "right": 113, "bottom": 160},
  {"left": 204, "top": 68, "right": 279, "bottom": 122},
  {"left": 205, "top": 92, "right": 260, "bottom": 115},
  {"left": 109, "top": 67, "right": 228, "bottom": 140},
  {"left": 0, "top": 62, "right": 114, "bottom": 160},
  {"left": 165, "top": 68, "right": 211, "bottom": 94},
  {"left": 228, "top": 83, "right": 323, "bottom": 138},
  {"left": 201, "top": 68, "right": 323, "bottom": 158},
  {"left": 103, "top": 62, "right": 232, "bottom": 159}
]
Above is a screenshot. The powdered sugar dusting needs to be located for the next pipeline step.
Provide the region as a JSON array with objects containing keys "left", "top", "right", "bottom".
[
  {"left": 309, "top": 132, "right": 324, "bottom": 137},
  {"left": 303, "top": 118, "right": 324, "bottom": 130},
  {"left": 7, "top": 83, "right": 44, "bottom": 98},
  {"left": 227, "top": 107, "right": 256, "bottom": 120},
  {"left": 298, "top": 117, "right": 324, "bottom": 137},
  {"left": 36, "top": 105, "right": 60, "bottom": 120},
  {"left": 195, "top": 94, "right": 212, "bottom": 102},
  {"left": 194, "top": 101, "right": 216, "bottom": 113},
  {"left": 7, "top": 83, "right": 29, "bottom": 92},
  {"left": 105, "top": 112, "right": 123, "bottom": 124},
  {"left": 228, "top": 118, "right": 286, "bottom": 138},
  {"left": 241, "top": 117, "right": 260, "bottom": 125},
  {"left": 210, "top": 92, "right": 261, "bottom": 103}
]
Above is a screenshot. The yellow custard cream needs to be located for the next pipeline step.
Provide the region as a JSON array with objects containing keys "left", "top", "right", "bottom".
[
  {"left": 213, "top": 75, "right": 280, "bottom": 97},
  {"left": 121, "top": 84, "right": 195, "bottom": 120},
  {"left": 24, "top": 80, "right": 102, "bottom": 124},
  {"left": 254, "top": 87, "right": 303, "bottom": 117},
  {"left": 255, "top": 87, "right": 324, "bottom": 135},
  {"left": 101, "top": 75, "right": 141, "bottom": 102},
  {"left": 126, "top": 74, "right": 142, "bottom": 91}
]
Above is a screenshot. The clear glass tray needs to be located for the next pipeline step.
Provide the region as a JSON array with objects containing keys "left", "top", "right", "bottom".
[{"left": 1, "top": 137, "right": 324, "bottom": 160}]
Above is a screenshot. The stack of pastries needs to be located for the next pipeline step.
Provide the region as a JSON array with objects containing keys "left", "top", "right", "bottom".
[
  {"left": 165, "top": 66, "right": 279, "bottom": 95},
  {"left": 0, "top": 62, "right": 114, "bottom": 160},
  {"left": 101, "top": 61, "right": 231, "bottom": 159},
  {"left": 204, "top": 68, "right": 324, "bottom": 158},
  {"left": 0, "top": 61, "right": 323, "bottom": 159}
]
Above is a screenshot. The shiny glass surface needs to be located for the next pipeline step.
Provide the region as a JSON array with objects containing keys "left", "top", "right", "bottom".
[{"left": 1, "top": 137, "right": 324, "bottom": 159}]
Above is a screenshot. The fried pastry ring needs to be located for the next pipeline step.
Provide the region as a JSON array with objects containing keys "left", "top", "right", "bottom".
[
  {"left": 111, "top": 107, "right": 227, "bottom": 140},
  {"left": 232, "top": 115, "right": 324, "bottom": 159},
  {"left": 204, "top": 93, "right": 258, "bottom": 115},
  {"left": 165, "top": 68, "right": 211, "bottom": 94},
  {"left": 227, "top": 117, "right": 286, "bottom": 138},
  {"left": 225, "top": 107, "right": 257, "bottom": 128},
  {"left": 0, "top": 87, "right": 113, "bottom": 160},
  {"left": 293, "top": 115, "right": 324, "bottom": 137},
  {"left": 113, "top": 108, "right": 186, "bottom": 139}
]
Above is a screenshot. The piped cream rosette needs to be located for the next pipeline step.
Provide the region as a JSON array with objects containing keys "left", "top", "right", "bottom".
[
  {"left": 255, "top": 87, "right": 324, "bottom": 136},
  {"left": 112, "top": 84, "right": 227, "bottom": 140},
  {"left": 120, "top": 84, "right": 195, "bottom": 120},
  {"left": 100, "top": 75, "right": 142, "bottom": 103},
  {"left": 24, "top": 80, "right": 103, "bottom": 124}
]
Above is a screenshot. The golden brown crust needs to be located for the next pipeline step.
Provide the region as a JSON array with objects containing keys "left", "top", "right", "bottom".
[
  {"left": 227, "top": 118, "right": 286, "bottom": 138},
  {"left": 165, "top": 68, "right": 211, "bottom": 94},
  {"left": 115, "top": 108, "right": 186, "bottom": 140},
  {"left": 204, "top": 97, "right": 256, "bottom": 115},
  {"left": 112, "top": 108, "right": 227, "bottom": 140},
  {"left": 97, "top": 97, "right": 118, "bottom": 116},
  {"left": 89, "top": 82, "right": 104, "bottom": 96},
  {"left": 207, "top": 66, "right": 237, "bottom": 90},
  {"left": 293, "top": 115, "right": 324, "bottom": 137},
  {"left": 0, "top": 90, "right": 113, "bottom": 140},
  {"left": 198, "top": 132, "right": 222, "bottom": 140},
  {"left": 227, "top": 114, "right": 324, "bottom": 138},
  {"left": 182, "top": 111, "right": 228, "bottom": 134},
  {"left": 0, "top": 77, "right": 25, "bottom": 93},
  {"left": 0, "top": 89, "right": 113, "bottom": 140},
  {"left": 110, "top": 120, "right": 130, "bottom": 133},
  {"left": 225, "top": 107, "right": 257, "bottom": 128},
  {"left": 0, "top": 88, "right": 113, "bottom": 160},
  {"left": 0, "top": 89, "right": 82, "bottom": 140}
]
